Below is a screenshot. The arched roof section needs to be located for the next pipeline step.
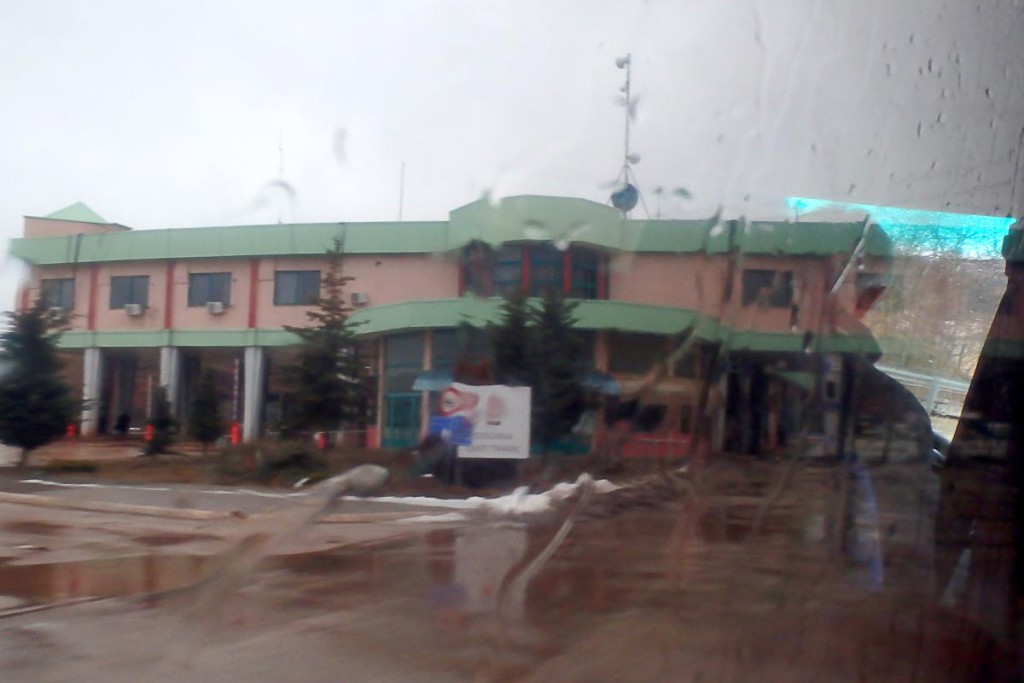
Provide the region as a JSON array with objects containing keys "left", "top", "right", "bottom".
[{"left": 447, "top": 195, "right": 625, "bottom": 250}]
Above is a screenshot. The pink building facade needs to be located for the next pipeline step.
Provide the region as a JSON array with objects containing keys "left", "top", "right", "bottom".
[{"left": 8, "top": 196, "right": 891, "bottom": 455}]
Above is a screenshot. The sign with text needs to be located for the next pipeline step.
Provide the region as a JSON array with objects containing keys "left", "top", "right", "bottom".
[
  {"left": 437, "top": 383, "right": 531, "bottom": 459},
  {"left": 428, "top": 415, "right": 474, "bottom": 446}
]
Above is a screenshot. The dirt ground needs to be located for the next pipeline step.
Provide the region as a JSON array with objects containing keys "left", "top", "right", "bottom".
[{"left": 2, "top": 433, "right": 1016, "bottom": 681}]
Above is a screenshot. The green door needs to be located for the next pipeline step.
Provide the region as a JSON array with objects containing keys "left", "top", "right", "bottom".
[{"left": 382, "top": 392, "right": 421, "bottom": 449}]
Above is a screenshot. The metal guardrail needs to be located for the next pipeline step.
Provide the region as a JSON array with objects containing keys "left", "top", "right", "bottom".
[{"left": 875, "top": 364, "right": 971, "bottom": 415}]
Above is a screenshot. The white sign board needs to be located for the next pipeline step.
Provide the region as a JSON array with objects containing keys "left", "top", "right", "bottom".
[{"left": 438, "top": 383, "right": 531, "bottom": 459}]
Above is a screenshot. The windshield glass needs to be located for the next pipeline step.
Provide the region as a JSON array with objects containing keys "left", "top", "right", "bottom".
[{"left": 0, "top": 1, "right": 1021, "bottom": 681}]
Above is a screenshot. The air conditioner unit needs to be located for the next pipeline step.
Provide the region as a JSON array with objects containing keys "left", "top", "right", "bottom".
[
  {"left": 124, "top": 304, "right": 143, "bottom": 316},
  {"left": 350, "top": 292, "right": 369, "bottom": 305},
  {"left": 206, "top": 301, "right": 225, "bottom": 315}
]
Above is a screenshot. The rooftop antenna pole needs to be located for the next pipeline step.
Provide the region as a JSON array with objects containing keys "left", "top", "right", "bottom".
[
  {"left": 398, "top": 161, "right": 406, "bottom": 221},
  {"left": 610, "top": 54, "right": 641, "bottom": 216},
  {"left": 622, "top": 53, "right": 631, "bottom": 180},
  {"left": 277, "top": 130, "right": 285, "bottom": 225}
]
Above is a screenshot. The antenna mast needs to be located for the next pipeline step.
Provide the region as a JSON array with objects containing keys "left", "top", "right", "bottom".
[
  {"left": 277, "top": 131, "right": 285, "bottom": 224},
  {"left": 398, "top": 161, "right": 406, "bottom": 221},
  {"left": 611, "top": 54, "right": 641, "bottom": 215}
]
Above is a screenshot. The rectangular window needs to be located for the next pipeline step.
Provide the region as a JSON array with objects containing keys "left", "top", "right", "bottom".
[
  {"left": 40, "top": 278, "right": 75, "bottom": 310},
  {"left": 462, "top": 242, "right": 493, "bottom": 297},
  {"left": 493, "top": 246, "right": 523, "bottom": 296},
  {"left": 187, "top": 272, "right": 232, "bottom": 307},
  {"left": 742, "top": 269, "right": 794, "bottom": 307},
  {"left": 273, "top": 270, "right": 321, "bottom": 305},
  {"left": 570, "top": 249, "right": 600, "bottom": 299},
  {"left": 608, "top": 333, "right": 666, "bottom": 374},
  {"left": 109, "top": 275, "right": 149, "bottom": 309},
  {"left": 385, "top": 332, "right": 425, "bottom": 393},
  {"left": 528, "top": 246, "right": 562, "bottom": 296},
  {"left": 431, "top": 329, "right": 459, "bottom": 374}
]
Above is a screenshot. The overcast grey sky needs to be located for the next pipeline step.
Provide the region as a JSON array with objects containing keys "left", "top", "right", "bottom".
[{"left": 1, "top": 0, "right": 1022, "bottom": 310}]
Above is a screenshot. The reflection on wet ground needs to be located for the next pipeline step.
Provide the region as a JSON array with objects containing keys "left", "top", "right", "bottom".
[{"left": 0, "top": 458, "right": 1012, "bottom": 681}]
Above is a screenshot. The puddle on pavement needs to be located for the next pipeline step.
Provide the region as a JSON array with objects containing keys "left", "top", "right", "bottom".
[
  {"left": 0, "top": 553, "right": 215, "bottom": 604},
  {"left": 2, "top": 520, "right": 67, "bottom": 536},
  {"left": 0, "top": 464, "right": 1012, "bottom": 681}
]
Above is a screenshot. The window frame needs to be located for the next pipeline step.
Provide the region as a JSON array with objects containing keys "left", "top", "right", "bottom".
[
  {"left": 109, "top": 275, "right": 150, "bottom": 309},
  {"left": 528, "top": 244, "right": 563, "bottom": 296},
  {"left": 40, "top": 278, "right": 75, "bottom": 310},
  {"left": 273, "top": 270, "right": 321, "bottom": 306},
  {"left": 459, "top": 242, "right": 607, "bottom": 300},
  {"left": 608, "top": 332, "right": 667, "bottom": 375},
  {"left": 492, "top": 246, "right": 524, "bottom": 296},
  {"left": 187, "top": 272, "right": 232, "bottom": 307},
  {"left": 742, "top": 269, "right": 794, "bottom": 308},
  {"left": 569, "top": 247, "right": 600, "bottom": 299}
]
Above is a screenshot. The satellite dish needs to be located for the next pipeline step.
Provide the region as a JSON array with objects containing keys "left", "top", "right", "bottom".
[
  {"left": 615, "top": 56, "right": 630, "bottom": 69},
  {"left": 611, "top": 184, "right": 639, "bottom": 213},
  {"left": 627, "top": 153, "right": 641, "bottom": 164}
]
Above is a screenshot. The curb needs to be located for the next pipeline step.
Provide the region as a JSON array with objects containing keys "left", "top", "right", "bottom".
[
  {"left": 0, "top": 491, "right": 455, "bottom": 525},
  {"left": 0, "top": 491, "right": 228, "bottom": 521}
]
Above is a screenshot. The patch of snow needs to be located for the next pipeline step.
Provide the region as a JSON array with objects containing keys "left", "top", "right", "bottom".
[
  {"left": 21, "top": 478, "right": 301, "bottom": 499},
  {"left": 481, "top": 486, "right": 553, "bottom": 515},
  {"left": 395, "top": 512, "right": 468, "bottom": 524},
  {"left": 20, "top": 479, "right": 173, "bottom": 493},
  {"left": 351, "top": 474, "right": 619, "bottom": 516},
  {"left": 21, "top": 473, "right": 623, "bottom": 516}
]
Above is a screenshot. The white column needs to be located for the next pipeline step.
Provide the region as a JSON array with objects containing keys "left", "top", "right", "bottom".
[
  {"left": 420, "top": 330, "right": 432, "bottom": 440},
  {"left": 81, "top": 347, "right": 103, "bottom": 436},
  {"left": 159, "top": 346, "right": 182, "bottom": 417},
  {"left": 712, "top": 372, "right": 727, "bottom": 451},
  {"left": 243, "top": 346, "right": 266, "bottom": 442}
]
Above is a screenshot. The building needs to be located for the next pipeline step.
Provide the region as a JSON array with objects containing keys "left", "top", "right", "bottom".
[{"left": 7, "top": 195, "right": 892, "bottom": 455}]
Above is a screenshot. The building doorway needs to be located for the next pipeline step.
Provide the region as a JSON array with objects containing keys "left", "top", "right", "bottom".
[{"left": 382, "top": 392, "right": 421, "bottom": 449}]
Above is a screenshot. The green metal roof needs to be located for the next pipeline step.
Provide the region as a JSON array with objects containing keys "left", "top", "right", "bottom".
[
  {"left": 724, "top": 330, "right": 882, "bottom": 357},
  {"left": 627, "top": 216, "right": 730, "bottom": 253},
  {"left": 42, "top": 202, "right": 107, "bottom": 224},
  {"left": 737, "top": 220, "right": 892, "bottom": 257},
  {"left": 769, "top": 370, "right": 815, "bottom": 392},
  {"left": 448, "top": 195, "right": 626, "bottom": 250},
  {"left": 349, "top": 298, "right": 500, "bottom": 335},
  {"left": 9, "top": 195, "right": 893, "bottom": 266},
  {"left": 55, "top": 329, "right": 301, "bottom": 349},
  {"left": 9, "top": 221, "right": 449, "bottom": 265},
  {"left": 52, "top": 299, "right": 879, "bottom": 358},
  {"left": 347, "top": 297, "right": 723, "bottom": 338}
]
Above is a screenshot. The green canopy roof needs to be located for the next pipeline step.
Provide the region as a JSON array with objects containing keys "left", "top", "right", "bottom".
[
  {"left": 724, "top": 330, "right": 882, "bottom": 357},
  {"left": 9, "top": 195, "right": 895, "bottom": 266},
  {"left": 43, "top": 202, "right": 107, "bottom": 224},
  {"left": 347, "top": 298, "right": 724, "bottom": 338},
  {"left": 9, "top": 221, "right": 449, "bottom": 264}
]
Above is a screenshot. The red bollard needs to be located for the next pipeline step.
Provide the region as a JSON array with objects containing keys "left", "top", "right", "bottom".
[
  {"left": 66, "top": 423, "right": 78, "bottom": 438},
  {"left": 316, "top": 431, "right": 328, "bottom": 450},
  {"left": 144, "top": 424, "right": 154, "bottom": 442},
  {"left": 230, "top": 421, "right": 241, "bottom": 445}
]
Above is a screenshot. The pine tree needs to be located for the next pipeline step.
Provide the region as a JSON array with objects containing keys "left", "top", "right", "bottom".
[
  {"left": 489, "top": 290, "right": 587, "bottom": 450},
  {"left": 283, "top": 237, "right": 367, "bottom": 434},
  {"left": 529, "top": 290, "right": 586, "bottom": 449},
  {"left": 189, "top": 368, "right": 223, "bottom": 454},
  {"left": 0, "top": 301, "right": 78, "bottom": 467},
  {"left": 145, "top": 385, "right": 176, "bottom": 455},
  {"left": 490, "top": 290, "right": 533, "bottom": 386}
]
